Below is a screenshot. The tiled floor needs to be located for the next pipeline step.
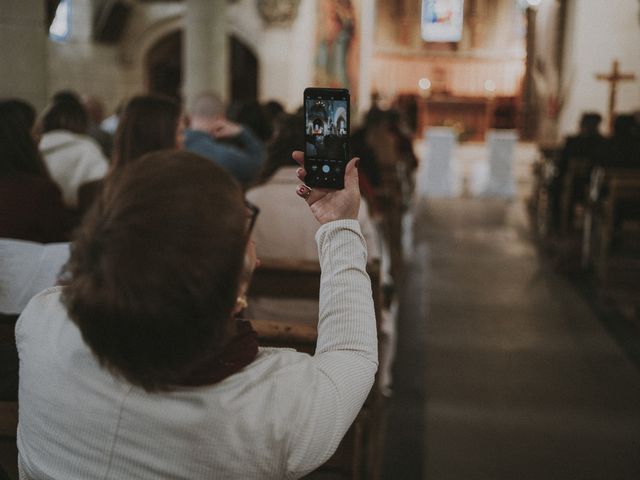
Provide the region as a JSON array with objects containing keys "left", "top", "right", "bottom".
[{"left": 381, "top": 194, "right": 640, "bottom": 479}]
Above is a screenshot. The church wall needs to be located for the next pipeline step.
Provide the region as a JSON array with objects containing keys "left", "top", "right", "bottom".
[
  {"left": 1, "top": 0, "right": 48, "bottom": 110},
  {"left": 44, "top": 0, "right": 315, "bottom": 115},
  {"left": 559, "top": 0, "right": 640, "bottom": 136},
  {"left": 47, "top": 0, "right": 126, "bottom": 114},
  {"left": 47, "top": 0, "right": 185, "bottom": 115},
  {"left": 228, "top": 0, "right": 316, "bottom": 111}
]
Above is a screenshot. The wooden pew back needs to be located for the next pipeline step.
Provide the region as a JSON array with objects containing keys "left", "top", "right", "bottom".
[
  {"left": 248, "top": 258, "right": 382, "bottom": 328},
  {"left": 527, "top": 146, "right": 560, "bottom": 239},
  {"left": 582, "top": 168, "right": 640, "bottom": 294},
  {"left": 0, "top": 314, "right": 18, "bottom": 478},
  {"left": 560, "top": 157, "right": 592, "bottom": 235}
]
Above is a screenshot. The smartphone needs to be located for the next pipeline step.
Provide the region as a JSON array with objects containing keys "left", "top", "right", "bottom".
[{"left": 303, "top": 87, "right": 350, "bottom": 189}]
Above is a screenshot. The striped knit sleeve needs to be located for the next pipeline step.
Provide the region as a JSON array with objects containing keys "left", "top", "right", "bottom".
[{"left": 285, "top": 220, "right": 378, "bottom": 477}]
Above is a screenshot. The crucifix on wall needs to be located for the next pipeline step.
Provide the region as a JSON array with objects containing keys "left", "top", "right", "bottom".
[{"left": 595, "top": 60, "right": 636, "bottom": 132}]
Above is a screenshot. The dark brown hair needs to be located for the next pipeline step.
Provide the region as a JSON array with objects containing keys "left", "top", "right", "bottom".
[
  {"left": 0, "top": 100, "right": 50, "bottom": 178},
  {"left": 62, "top": 151, "right": 247, "bottom": 391},
  {"left": 40, "top": 98, "right": 89, "bottom": 134},
  {"left": 255, "top": 112, "right": 304, "bottom": 185},
  {"left": 111, "top": 95, "right": 180, "bottom": 169}
]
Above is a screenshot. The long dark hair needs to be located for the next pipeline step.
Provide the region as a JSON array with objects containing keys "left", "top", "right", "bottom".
[
  {"left": 255, "top": 112, "right": 304, "bottom": 185},
  {"left": 0, "top": 100, "right": 50, "bottom": 177},
  {"left": 227, "top": 100, "right": 273, "bottom": 142},
  {"left": 111, "top": 95, "right": 180, "bottom": 169},
  {"left": 39, "top": 97, "right": 89, "bottom": 135}
]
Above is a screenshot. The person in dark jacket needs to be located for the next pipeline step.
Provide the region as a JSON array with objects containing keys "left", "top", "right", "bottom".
[
  {"left": 550, "top": 112, "right": 607, "bottom": 231},
  {"left": 598, "top": 114, "right": 640, "bottom": 169},
  {"left": 0, "top": 99, "right": 69, "bottom": 243}
]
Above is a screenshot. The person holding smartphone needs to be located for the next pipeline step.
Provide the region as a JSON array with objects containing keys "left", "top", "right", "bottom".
[{"left": 16, "top": 150, "right": 377, "bottom": 479}]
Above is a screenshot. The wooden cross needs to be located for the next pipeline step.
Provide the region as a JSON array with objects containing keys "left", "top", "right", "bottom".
[{"left": 595, "top": 60, "right": 636, "bottom": 132}]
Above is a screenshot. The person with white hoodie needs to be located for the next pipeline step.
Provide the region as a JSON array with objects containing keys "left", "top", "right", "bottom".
[{"left": 39, "top": 96, "right": 108, "bottom": 208}]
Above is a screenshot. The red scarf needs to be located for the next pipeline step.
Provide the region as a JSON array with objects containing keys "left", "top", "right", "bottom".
[{"left": 178, "top": 320, "right": 259, "bottom": 387}]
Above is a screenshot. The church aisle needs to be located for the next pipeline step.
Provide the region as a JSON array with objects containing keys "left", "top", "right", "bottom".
[{"left": 415, "top": 197, "right": 640, "bottom": 479}]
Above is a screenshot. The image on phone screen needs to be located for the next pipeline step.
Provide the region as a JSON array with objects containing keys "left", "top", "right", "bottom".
[{"left": 304, "top": 88, "right": 349, "bottom": 189}]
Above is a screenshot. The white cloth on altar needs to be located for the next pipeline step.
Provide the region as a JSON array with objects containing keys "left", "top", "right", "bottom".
[
  {"left": 416, "top": 127, "right": 461, "bottom": 198},
  {"left": 470, "top": 129, "right": 518, "bottom": 198}
]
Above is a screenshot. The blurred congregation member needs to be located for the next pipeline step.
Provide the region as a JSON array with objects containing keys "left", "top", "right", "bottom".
[
  {"left": 81, "top": 94, "right": 113, "bottom": 157},
  {"left": 0, "top": 100, "right": 68, "bottom": 242},
  {"left": 385, "top": 108, "right": 418, "bottom": 196},
  {"left": 111, "top": 95, "right": 182, "bottom": 168},
  {"left": 185, "top": 91, "right": 266, "bottom": 186},
  {"left": 560, "top": 112, "right": 605, "bottom": 170},
  {"left": 77, "top": 94, "right": 182, "bottom": 214},
  {"left": 549, "top": 112, "right": 606, "bottom": 231},
  {"left": 350, "top": 107, "right": 384, "bottom": 190},
  {"left": 1, "top": 99, "right": 37, "bottom": 137},
  {"left": 599, "top": 114, "right": 640, "bottom": 169},
  {"left": 17, "top": 150, "right": 377, "bottom": 479},
  {"left": 100, "top": 100, "right": 124, "bottom": 136},
  {"left": 351, "top": 107, "right": 408, "bottom": 214},
  {"left": 227, "top": 99, "right": 274, "bottom": 143},
  {"left": 263, "top": 99, "right": 285, "bottom": 127},
  {"left": 353, "top": 107, "right": 417, "bottom": 188},
  {"left": 38, "top": 95, "right": 108, "bottom": 208}
]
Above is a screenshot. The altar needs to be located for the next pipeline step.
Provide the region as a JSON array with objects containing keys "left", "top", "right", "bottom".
[
  {"left": 370, "top": 0, "right": 527, "bottom": 140},
  {"left": 371, "top": 51, "right": 523, "bottom": 140}
]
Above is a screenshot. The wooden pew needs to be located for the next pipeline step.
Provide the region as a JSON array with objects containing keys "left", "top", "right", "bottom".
[
  {"left": 375, "top": 163, "right": 405, "bottom": 284},
  {"left": 247, "top": 258, "right": 385, "bottom": 480},
  {"left": 582, "top": 168, "right": 640, "bottom": 299},
  {"left": 560, "top": 157, "right": 592, "bottom": 235},
  {"left": 0, "top": 314, "right": 18, "bottom": 479},
  {"left": 527, "top": 145, "right": 561, "bottom": 240},
  {"left": 249, "top": 258, "right": 382, "bottom": 329}
]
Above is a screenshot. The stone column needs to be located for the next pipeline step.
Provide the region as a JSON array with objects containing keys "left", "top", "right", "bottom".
[
  {"left": 357, "top": 0, "right": 376, "bottom": 119},
  {"left": 184, "top": 0, "right": 228, "bottom": 108},
  {"left": 0, "top": 0, "right": 48, "bottom": 109}
]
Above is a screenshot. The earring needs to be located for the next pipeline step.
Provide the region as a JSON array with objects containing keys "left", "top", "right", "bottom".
[{"left": 236, "top": 295, "right": 248, "bottom": 310}]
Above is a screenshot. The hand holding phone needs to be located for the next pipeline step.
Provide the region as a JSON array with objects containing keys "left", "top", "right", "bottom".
[
  {"left": 293, "top": 151, "right": 360, "bottom": 224},
  {"left": 303, "top": 88, "right": 350, "bottom": 189}
]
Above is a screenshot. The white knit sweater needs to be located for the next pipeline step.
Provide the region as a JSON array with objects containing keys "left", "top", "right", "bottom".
[
  {"left": 39, "top": 130, "right": 108, "bottom": 207},
  {"left": 16, "top": 220, "right": 378, "bottom": 479}
]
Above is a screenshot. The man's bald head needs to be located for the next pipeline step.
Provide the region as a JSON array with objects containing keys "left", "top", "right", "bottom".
[{"left": 190, "top": 92, "right": 225, "bottom": 119}]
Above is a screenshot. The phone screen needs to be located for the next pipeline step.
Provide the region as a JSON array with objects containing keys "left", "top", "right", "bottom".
[{"left": 304, "top": 88, "right": 350, "bottom": 189}]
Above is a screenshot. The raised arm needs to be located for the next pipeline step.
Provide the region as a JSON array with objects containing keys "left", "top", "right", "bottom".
[
  {"left": 284, "top": 152, "right": 378, "bottom": 477},
  {"left": 210, "top": 119, "right": 266, "bottom": 183}
]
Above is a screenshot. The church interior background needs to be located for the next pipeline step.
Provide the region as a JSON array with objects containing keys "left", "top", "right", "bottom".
[{"left": 2, "top": 0, "right": 640, "bottom": 478}]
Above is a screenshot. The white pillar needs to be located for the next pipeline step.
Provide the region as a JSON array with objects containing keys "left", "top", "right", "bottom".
[
  {"left": 558, "top": 0, "right": 640, "bottom": 137},
  {"left": 357, "top": 0, "right": 376, "bottom": 119},
  {"left": 184, "top": 0, "right": 228, "bottom": 108},
  {"left": 0, "top": 0, "right": 48, "bottom": 109}
]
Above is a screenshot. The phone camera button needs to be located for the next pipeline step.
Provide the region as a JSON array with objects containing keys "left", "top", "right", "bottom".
[{"left": 322, "top": 165, "right": 331, "bottom": 174}]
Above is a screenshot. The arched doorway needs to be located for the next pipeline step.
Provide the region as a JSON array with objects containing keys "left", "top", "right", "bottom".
[
  {"left": 230, "top": 35, "right": 258, "bottom": 103},
  {"left": 145, "top": 30, "right": 182, "bottom": 101}
]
